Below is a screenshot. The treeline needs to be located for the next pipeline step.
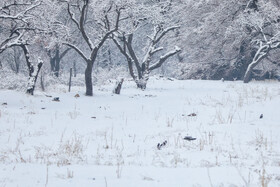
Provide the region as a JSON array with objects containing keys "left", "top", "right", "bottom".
[{"left": 0, "top": 0, "right": 279, "bottom": 95}]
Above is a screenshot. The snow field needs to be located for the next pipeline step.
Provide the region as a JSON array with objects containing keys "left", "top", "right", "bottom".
[{"left": 0, "top": 78, "right": 280, "bottom": 186}]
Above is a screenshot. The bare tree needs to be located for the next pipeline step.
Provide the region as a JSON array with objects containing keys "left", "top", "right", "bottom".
[
  {"left": 47, "top": 44, "right": 71, "bottom": 77},
  {"left": 0, "top": 0, "right": 44, "bottom": 95},
  {"left": 113, "top": 25, "right": 181, "bottom": 89},
  {"left": 241, "top": 0, "right": 280, "bottom": 83},
  {"left": 62, "top": 0, "right": 124, "bottom": 96},
  {"left": 106, "top": 0, "right": 182, "bottom": 89}
]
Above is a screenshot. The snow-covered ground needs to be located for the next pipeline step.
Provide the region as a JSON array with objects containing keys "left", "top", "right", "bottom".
[{"left": 0, "top": 77, "right": 280, "bottom": 186}]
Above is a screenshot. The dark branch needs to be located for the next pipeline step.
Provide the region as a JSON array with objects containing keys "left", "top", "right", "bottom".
[
  {"left": 63, "top": 42, "right": 89, "bottom": 62},
  {"left": 59, "top": 48, "right": 71, "bottom": 59},
  {"left": 126, "top": 34, "right": 141, "bottom": 72},
  {"left": 112, "top": 38, "right": 137, "bottom": 80}
]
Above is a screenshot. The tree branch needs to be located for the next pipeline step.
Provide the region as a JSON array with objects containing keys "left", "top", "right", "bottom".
[
  {"left": 0, "top": 1, "right": 41, "bottom": 22},
  {"left": 150, "top": 47, "right": 164, "bottom": 55},
  {"left": 112, "top": 38, "right": 137, "bottom": 80},
  {"left": 67, "top": 3, "right": 80, "bottom": 29},
  {"left": 125, "top": 34, "right": 141, "bottom": 73},
  {"left": 66, "top": 1, "right": 93, "bottom": 50},
  {"left": 95, "top": 6, "right": 123, "bottom": 50},
  {"left": 154, "top": 26, "right": 180, "bottom": 44},
  {"left": 63, "top": 42, "right": 89, "bottom": 62},
  {"left": 0, "top": 32, "right": 25, "bottom": 54},
  {"left": 19, "top": 44, "right": 33, "bottom": 77},
  {"left": 79, "top": 0, "right": 94, "bottom": 50},
  {"left": 59, "top": 48, "right": 71, "bottom": 59},
  {"left": 149, "top": 46, "right": 181, "bottom": 71}
]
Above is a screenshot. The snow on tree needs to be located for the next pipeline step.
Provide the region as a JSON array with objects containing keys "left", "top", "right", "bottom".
[
  {"left": 26, "top": 55, "right": 43, "bottom": 95},
  {"left": 112, "top": 0, "right": 181, "bottom": 89},
  {"left": 0, "top": 0, "right": 63, "bottom": 94},
  {"left": 241, "top": 0, "right": 280, "bottom": 83},
  {"left": 0, "top": 1, "right": 41, "bottom": 53},
  {"left": 59, "top": 0, "right": 126, "bottom": 96}
]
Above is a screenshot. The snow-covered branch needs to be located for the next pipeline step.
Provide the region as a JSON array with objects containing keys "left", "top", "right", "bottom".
[
  {"left": 66, "top": 1, "right": 94, "bottom": 50},
  {"left": 63, "top": 42, "right": 89, "bottom": 62},
  {"left": 150, "top": 47, "right": 164, "bottom": 55},
  {"left": 243, "top": 37, "right": 279, "bottom": 83},
  {"left": 0, "top": 1, "right": 41, "bottom": 22},
  {"left": 270, "top": 39, "right": 280, "bottom": 49},
  {"left": 0, "top": 32, "right": 25, "bottom": 54},
  {"left": 154, "top": 26, "right": 180, "bottom": 44},
  {"left": 253, "top": 42, "right": 269, "bottom": 63},
  {"left": 62, "top": 0, "right": 126, "bottom": 96},
  {"left": 149, "top": 46, "right": 181, "bottom": 71},
  {"left": 67, "top": 3, "right": 80, "bottom": 30}
]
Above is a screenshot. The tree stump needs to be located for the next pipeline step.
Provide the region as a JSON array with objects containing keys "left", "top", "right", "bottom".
[{"left": 113, "top": 79, "right": 124, "bottom": 94}]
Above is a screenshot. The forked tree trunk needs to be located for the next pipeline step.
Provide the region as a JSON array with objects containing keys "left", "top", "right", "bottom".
[
  {"left": 112, "top": 27, "right": 181, "bottom": 91},
  {"left": 20, "top": 44, "right": 44, "bottom": 95},
  {"left": 26, "top": 58, "right": 43, "bottom": 95},
  {"left": 64, "top": 0, "right": 122, "bottom": 96}
]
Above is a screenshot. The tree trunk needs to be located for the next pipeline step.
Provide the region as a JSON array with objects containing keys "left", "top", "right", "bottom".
[
  {"left": 20, "top": 44, "right": 43, "bottom": 95},
  {"left": 243, "top": 64, "right": 256, "bottom": 83},
  {"left": 54, "top": 59, "right": 60, "bottom": 77},
  {"left": 27, "top": 59, "right": 43, "bottom": 95},
  {"left": 40, "top": 73, "right": 45, "bottom": 92},
  {"left": 69, "top": 68, "right": 72, "bottom": 92},
  {"left": 73, "top": 61, "right": 77, "bottom": 77},
  {"left": 136, "top": 72, "right": 148, "bottom": 90},
  {"left": 113, "top": 78, "right": 124, "bottom": 94},
  {"left": 85, "top": 61, "right": 93, "bottom": 96},
  {"left": 54, "top": 47, "right": 60, "bottom": 77},
  {"left": 243, "top": 57, "right": 267, "bottom": 83},
  {"left": 50, "top": 57, "right": 55, "bottom": 73},
  {"left": 136, "top": 80, "right": 147, "bottom": 90}
]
